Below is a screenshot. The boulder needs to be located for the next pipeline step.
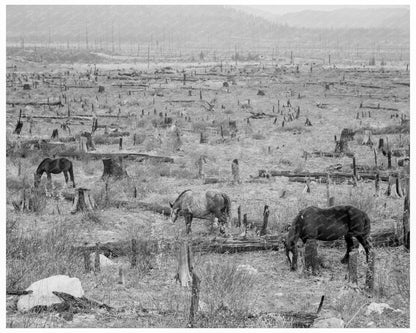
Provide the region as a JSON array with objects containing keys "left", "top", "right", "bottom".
[
  {"left": 366, "top": 302, "right": 393, "bottom": 315},
  {"left": 312, "top": 317, "right": 345, "bottom": 328},
  {"left": 17, "top": 275, "right": 84, "bottom": 312}
]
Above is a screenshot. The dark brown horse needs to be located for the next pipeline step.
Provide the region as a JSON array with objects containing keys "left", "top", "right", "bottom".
[
  {"left": 169, "top": 189, "right": 231, "bottom": 234},
  {"left": 34, "top": 158, "right": 75, "bottom": 188},
  {"left": 284, "top": 205, "right": 371, "bottom": 271}
]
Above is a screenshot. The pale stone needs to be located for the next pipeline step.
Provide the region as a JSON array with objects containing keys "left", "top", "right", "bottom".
[
  {"left": 366, "top": 302, "right": 393, "bottom": 315},
  {"left": 17, "top": 275, "right": 84, "bottom": 312},
  {"left": 313, "top": 317, "right": 345, "bottom": 328}
]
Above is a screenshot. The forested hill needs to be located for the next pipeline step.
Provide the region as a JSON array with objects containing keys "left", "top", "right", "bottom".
[{"left": 7, "top": 5, "right": 409, "bottom": 49}]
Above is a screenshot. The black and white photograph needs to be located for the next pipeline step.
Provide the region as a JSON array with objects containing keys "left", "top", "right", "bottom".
[{"left": 3, "top": 1, "right": 413, "bottom": 329}]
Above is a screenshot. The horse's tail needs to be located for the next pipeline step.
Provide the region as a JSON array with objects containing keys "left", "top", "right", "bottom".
[{"left": 221, "top": 193, "right": 231, "bottom": 218}]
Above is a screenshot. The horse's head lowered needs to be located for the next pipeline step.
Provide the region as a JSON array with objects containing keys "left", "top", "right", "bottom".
[
  {"left": 169, "top": 201, "right": 180, "bottom": 223},
  {"left": 34, "top": 173, "right": 41, "bottom": 188}
]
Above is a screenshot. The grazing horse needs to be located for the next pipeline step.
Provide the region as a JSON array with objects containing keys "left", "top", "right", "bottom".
[
  {"left": 169, "top": 189, "right": 231, "bottom": 234},
  {"left": 284, "top": 205, "right": 371, "bottom": 271},
  {"left": 34, "top": 158, "right": 75, "bottom": 188}
]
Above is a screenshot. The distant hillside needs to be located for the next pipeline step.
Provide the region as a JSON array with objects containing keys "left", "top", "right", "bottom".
[
  {"left": 275, "top": 7, "right": 409, "bottom": 30},
  {"left": 7, "top": 5, "right": 409, "bottom": 50}
]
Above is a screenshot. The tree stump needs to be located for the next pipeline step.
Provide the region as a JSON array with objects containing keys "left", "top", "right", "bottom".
[
  {"left": 51, "top": 129, "right": 59, "bottom": 140},
  {"left": 98, "top": 86, "right": 105, "bottom": 93},
  {"left": 131, "top": 238, "right": 138, "bottom": 268},
  {"left": 304, "top": 239, "right": 319, "bottom": 275},
  {"left": 260, "top": 205, "right": 269, "bottom": 236},
  {"left": 14, "top": 121, "right": 23, "bottom": 135},
  {"left": 200, "top": 131, "right": 208, "bottom": 144},
  {"left": 237, "top": 205, "right": 241, "bottom": 227},
  {"left": 195, "top": 155, "right": 207, "bottom": 179},
  {"left": 188, "top": 271, "right": 201, "bottom": 328},
  {"left": 231, "top": 159, "right": 240, "bottom": 184},
  {"left": 70, "top": 188, "right": 95, "bottom": 214},
  {"left": 101, "top": 158, "right": 128, "bottom": 180},
  {"left": 361, "top": 130, "right": 373, "bottom": 146},
  {"left": 79, "top": 136, "right": 88, "bottom": 153},
  {"left": 176, "top": 241, "right": 192, "bottom": 287}
]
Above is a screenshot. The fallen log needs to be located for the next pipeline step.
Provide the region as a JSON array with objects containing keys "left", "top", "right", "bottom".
[
  {"left": 57, "top": 152, "right": 174, "bottom": 163},
  {"left": 261, "top": 170, "right": 392, "bottom": 182},
  {"left": 7, "top": 100, "right": 63, "bottom": 107},
  {"left": 310, "top": 151, "right": 355, "bottom": 158}
]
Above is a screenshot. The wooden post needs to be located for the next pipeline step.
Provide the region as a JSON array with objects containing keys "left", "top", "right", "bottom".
[
  {"left": 403, "top": 185, "right": 410, "bottom": 249},
  {"left": 365, "top": 251, "right": 376, "bottom": 292},
  {"left": 326, "top": 174, "right": 330, "bottom": 206},
  {"left": 243, "top": 214, "right": 248, "bottom": 237},
  {"left": 373, "top": 149, "right": 378, "bottom": 169},
  {"left": 131, "top": 238, "right": 137, "bottom": 268},
  {"left": 304, "top": 239, "right": 318, "bottom": 275},
  {"left": 260, "top": 205, "right": 269, "bottom": 236},
  {"left": 237, "top": 205, "right": 241, "bottom": 227},
  {"left": 231, "top": 159, "right": 240, "bottom": 184},
  {"left": 375, "top": 173, "right": 380, "bottom": 195},
  {"left": 83, "top": 248, "right": 91, "bottom": 273},
  {"left": 352, "top": 157, "right": 357, "bottom": 177},
  {"left": 387, "top": 151, "right": 392, "bottom": 169},
  {"left": 118, "top": 266, "right": 125, "bottom": 285},
  {"left": 94, "top": 243, "right": 101, "bottom": 273},
  {"left": 133, "top": 187, "right": 137, "bottom": 198},
  {"left": 119, "top": 137, "right": 123, "bottom": 150},
  {"left": 188, "top": 271, "right": 200, "bottom": 328},
  {"left": 199, "top": 90, "right": 202, "bottom": 100}
]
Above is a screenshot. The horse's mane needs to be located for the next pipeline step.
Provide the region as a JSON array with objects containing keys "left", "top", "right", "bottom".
[
  {"left": 36, "top": 158, "right": 53, "bottom": 173},
  {"left": 174, "top": 189, "right": 192, "bottom": 204}
]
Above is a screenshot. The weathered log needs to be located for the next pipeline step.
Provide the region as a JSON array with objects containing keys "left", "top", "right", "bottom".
[
  {"left": 7, "top": 100, "right": 63, "bottom": 106},
  {"left": 203, "top": 177, "right": 226, "bottom": 184},
  {"left": 58, "top": 151, "right": 174, "bottom": 163},
  {"left": 310, "top": 151, "right": 355, "bottom": 158},
  {"left": 365, "top": 251, "right": 376, "bottom": 292},
  {"left": 262, "top": 170, "right": 392, "bottom": 182}
]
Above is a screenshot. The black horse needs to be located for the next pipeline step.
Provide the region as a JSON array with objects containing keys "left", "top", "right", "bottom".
[
  {"left": 284, "top": 205, "right": 371, "bottom": 271},
  {"left": 34, "top": 158, "right": 75, "bottom": 188}
]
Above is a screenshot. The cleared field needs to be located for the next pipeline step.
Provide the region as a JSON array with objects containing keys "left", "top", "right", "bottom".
[{"left": 6, "top": 49, "right": 410, "bottom": 328}]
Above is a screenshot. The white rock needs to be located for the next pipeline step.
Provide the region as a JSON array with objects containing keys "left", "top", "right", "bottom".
[
  {"left": 17, "top": 275, "right": 84, "bottom": 312},
  {"left": 366, "top": 302, "right": 393, "bottom": 315},
  {"left": 236, "top": 264, "right": 258, "bottom": 275},
  {"left": 313, "top": 317, "right": 345, "bottom": 328},
  {"left": 89, "top": 253, "right": 115, "bottom": 268}
]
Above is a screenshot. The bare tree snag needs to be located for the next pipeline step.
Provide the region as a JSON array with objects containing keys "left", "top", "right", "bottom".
[
  {"left": 71, "top": 188, "right": 95, "bottom": 214},
  {"left": 131, "top": 238, "right": 138, "bottom": 268},
  {"left": 176, "top": 241, "right": 192, "bottom": 287},
  {"left": 304, "top": 239, "right": 318, "bottom": 275},
  {"left": 387, "top": 151, "right": 392, "bottom": 169},
  {"left": 352, "top": 157, "right": 357, "bottom": 178},
  {"left": 243, "top": 214, "right": 248, "bottom": 237},
  {"left": 365, "top": 251, "right": 376, "bottom": 292},
  {"left": 102, "top": 158, "right": 128, "bottom": 180},
  {"left": 231, "top": 159, "right": 240, "bottom": 184},
  {"left": 237, "top": 205, "right": 241, "bottom": 227},
  {"left": 260, "top": 205, "right": 269, "bottom": 236},
  {"left": 348, "top": 248, "right": 358, "bottom": 285}
]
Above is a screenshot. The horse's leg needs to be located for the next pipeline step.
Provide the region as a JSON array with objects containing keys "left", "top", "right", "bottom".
[
  {"left": 356, "top": 235, "right": 372, "bottom": 263},
  {"left": 341, "top": 234, "right": 354, "bottom": 264},
  {"left": 291, "top": 244, "right": 298, "bottom": 271},
  {"left": 184, "top": 211, "right": 193, "bottom": 235},
  {"left": 63, "top": 171, "right": 68, "bottom": 186},
  {"left": 69, "top": 167, "right": 75, "bottom": 188}
]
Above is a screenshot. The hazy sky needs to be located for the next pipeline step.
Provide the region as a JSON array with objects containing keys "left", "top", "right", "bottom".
[{"left": 251, "top": 5, "right": 408, "bottom": 15}]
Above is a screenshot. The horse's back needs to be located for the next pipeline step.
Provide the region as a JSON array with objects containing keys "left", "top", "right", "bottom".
[{"left": 298, "top": 205, "right": 369, "bottom": 240}]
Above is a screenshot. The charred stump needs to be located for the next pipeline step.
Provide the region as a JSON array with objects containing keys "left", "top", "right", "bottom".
[{"left": 101, "top": 158, "right": 128, "bottom": 180}]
